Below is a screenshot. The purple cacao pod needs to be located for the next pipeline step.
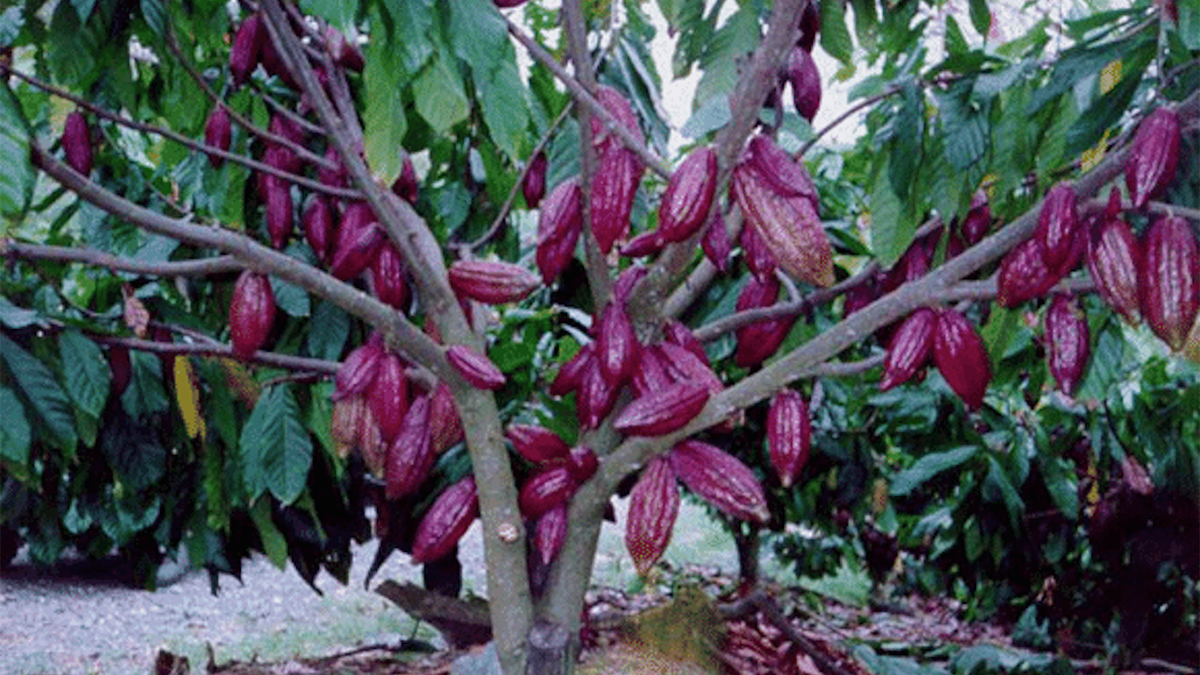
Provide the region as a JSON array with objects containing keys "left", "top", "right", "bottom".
[
  {"left": 392, "top": 154, "right": 419, "bottom": 204},
  {"left": 229, "top": 14, "right": 265, "bottom": 86},
  {"left": 625, "top": 457, "right": 679, "bottom": 576},
  {"left": 786, "top": 47, "right": 821, "bottom": 122},
  {"left": 613, "top": 381, "right": 709, "bottom": 437},
  {"left": 739, "top": 221, "right": 778, "bottom": 283},
  {"left": 411, "top": 477, "right": 478, "bottom": 564},
  {"left": 370, "top": 243, "right": 409, "bottom": 311},
  {"left": 506, "top": 424, "right": 571, "bottom": 464},
  {"left": 229, "top": 271, "right": 276, "bottom": 361},
  {"left": 536, "top": 178, "right": 583, "bottom": 284},
  {"left": 731, "top": 160, "right": 833, "bottom": 287},
  {"left": 596, "top": 302, "right": 639, "bottom": 387},
  {"left": 960, "top": 190, "right": 991, "bottom": 245},
  {"left": 428, "top": 381, "right": 465, "bottom": 454},
  {"left": 550, "top": 343, "right": 594, "bottom": 398},
  {"left": 880, "top": 307, "right": 937, "bottom": 391},
  {"left": 659, "top": 147, "right": 718, "bottom": 243},
  {"left": 334, "top": 334, "right": 385, "bottom": 401},
  {"left": 448, "top": 260, "right": 541, "bottom": 305},
  {"left": 447, "top": 344, "right": 507, "bottom": 390},
  {"left": 590, "top": 148, "right": 643, "bottom": 254},
  {"left": 663, "top": 319, "right": 708, "bottom": 364},
  {"left": 302, "top": 196, "right": 334, "bottom": 263},
  {"left": 532, "top": 503, "right": 569, "bottom": 566},
  {"left": 518, "top": 466, "right": 576, "bottom": 519},
  {"left": 566, "top": 446, "right": 599, "bottom": 483},
  {"left": 1125, "top": 107, "right": 1181, "bottom": 209},
  {"left": 1044, "top": 293, "right": 1090, "bottom": 395},
  {"left": 669, "top": 440, "right": 769, "bottom": 523},
  {"left": 933, "top": 308, "right": 992, "bottom": 410},
  {"left": 619, "top": 230, "right": 666, "bottom": 258},
  {"left": 997, "top": 236, "right": 1058, "bottom": 308},
  {"left": 385, "top": 395, "right": 434, "bottom": 499},
  {"left": 523, "top": 151, "right": 548, "bottom": 209},
  {"left": 577, "top": 357, "right": 618, "bottom": 430},
  {"left": 1086, "top": 207, "right": 1143, "bottom": 325},
  {"left": 734, "top": 275, "right": 796, "bottom": 368},
  {"left": 612, "top": 265, "right": 649, "bottom": 304},
  {"left": 204, "top": 105, "right": 232, "bottom": 168},
  {"left": 62, "top": 111, "right": 93, "bottom": 176},
  {"left": 1139, "top": 214, "right": 1200, "bottom": 350},
  {"left": 264, "top": 177, "right": 293, "bottom": 249},
  {"left": 329, "top": 202, "right": 385, "bottom": 280},
  {"left": 767, "top": 389, "right": 812, "bottom": 488},
  {"left": 745, "top": 134, "right": 819, "bottom": 205},
  {"left": 367, "top": 351, "right": 409, "bottom": 443},
  {"left": 702, "top": 210, "right": 733, "bottom": 273},
  {"left": 1037, "top": 182, "right": 1080, "bottom": 271}
]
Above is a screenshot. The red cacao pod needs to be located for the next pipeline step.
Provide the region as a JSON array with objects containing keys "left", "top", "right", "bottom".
[
  {"left": 264, "top": 177, "right": 292, "bottom": 249},
  {"left": 880, "top": 307, "right": 937, "bottom": 391},
  {"left": 625, "top": 457, "right": 680, "bottom": 576},
  {"left": 258, "top": 30, "right": 296, "bottom": 89},
  {"left": 663, "top": 319, "right": 708, "bottom": 364},
  {"left": 590, "top": 86, "right": 644, "bottom": 153},
  {"left": 329, "top": 202, "right": 385, "bottom": 281},
  {"left": 657, "top": 342, "right": 723, "bottom": 397},
  {"left": 797, "top": 0, "right": 821, "bottom": 52},
  {"left": 428, "top": 381, "right": 465, "bottom": 454},
  {"left": 302, "top": 196, "right": 333, "bottom": 263},
  {"left": 334, "top": 334, "right": 385, "bottom": 400},
  {"left": 1125, "top": 107, "right": 1181, "bottom": 209},
  {"left": 619, "top": 230, "right": 665, "bottom": 258},
  {"left": 204, "top": 105, "right": 232, "bottom": 168},
  {"left": 612, "top": 265, "right": 649, "bottom": 305},
  {"left": 739, "top": 221, "right": 778, "bottom": 283},
  {"left": 493, "top": 0, "right": 530, "bottom": 7},
  {"left": 843, "top": 276, "right": 878, "bottom": 318},
  {"left": 550, "top": 343, "right": 594, "bottom": 398},
  {"left": 318, "top": 145, "right": 349, "bottom": 189},
  {"left": 590, "top": 148, "right": 643, "bottom": 254},
  {"left": 1045, "top": 293, "right": 1090, "bottom": 395},
  {"left": 1037, "top": 182, "right": 1080, "bottom": 271},
  {"left": 269, "top": 114, "right": 306, "bottom": 147},
  {"left": 702, "top": 210, "right": 733, "bottom": 273},
  {"left": 229, "top": 14, "right": 265, "bottom": 86},
  {"left": 767, "top": 389, "right": 811, "bottom": 488},
  {"left": 613, "top": 381, "right": 709, "bottom": 437},
  {"left": 997, "top": 236, "right": 1057, "bottom": 308},
  {"left": 62, "top": 111, "right": 93, "bottom": 176},
  {"left": 385, "top": 395, "right": 434, "bottom": 499},
  {"left": 1139, "top": 214, "right": 1200, "bottom": 351},
  {"left": 532, "top": 503, "right": 569, "bottom": 566},
  {"left": 536, "top": 178, "right": 583, "bottom": 285},
  {"left": 577, "top": 358, "right": 618, "bottom": 430},
  {"left": 522, "top": 151, "right": 548, "bottom": 209},
  {"left": 881, "top": 235, "right": 933, "bottom": 295},
  {"left": 108, "top": 345, "right": 132, "bottom": 398},
  {"left": 566, "top": 446, "right": 599, "bottom": 483},
  {"left": 669, "top": 440, "right": 769, "bottom": 523},
  {"left": 392, "top": 154, "right": 419, "bottom": 204},
  {"left": 632, "top": 344, "right": 675, "bottom": 398},
  {"left": 448, "top": 260, "right": 541, "bottom": 305},
  {"left": 731, "top": 161, "right": 833, "bottom": 287},
  {"left": 447, "top": 344, "right": 507, "bottom": 390},
  {"left": 367, "top": 351, "right": 409, "bottom": 443},
  {"left": 507, "top": 424, "right": 571, "bottom": 464},
  {"left": 745, "top": 135, "right": 819, "bottom": 205},
  {"left": 411, "top": 477, "right": 478, "bottom": 564},
  {"left": 229, "top": 271, "right": 276, "bottom": 360},
  {"left": 370, "top": 243, "right": 409, "bottom": 311},
  {"left": 960, "top": 190, "right": 991, "bottom": 245},
  {"left": 596, "top": 302, "right": 639, "bottom": 387},
  {"left": 933, "top": 308, "right": 991, "bottom": 410},
  {"left": 734, "top": 275, "right": 796, "bottom": 368},
  {"left": 786, "top": 47, "right": 821, "bottom": 122},
  {"left": 519, "top": 466, "right": 576, "bottom": 519},
  {"left": 659, "top": 147, "right": 718, "bottom": 243},
  {"left": 1086, "top": 208, "right": 1143, "bottom": 325}
]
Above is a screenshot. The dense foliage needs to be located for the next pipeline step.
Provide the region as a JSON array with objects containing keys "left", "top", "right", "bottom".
[{"left": 1, "top": 0, "right": 1197, "bottom": 672}]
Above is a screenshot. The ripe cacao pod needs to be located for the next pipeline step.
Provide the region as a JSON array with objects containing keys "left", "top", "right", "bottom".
[
  {"left": 507, "top": 424, "right": 571, "bottom": 464},
  {"left": 613, "top": 381, "right": 710, "bottom": 437},
  {"left": 596, "top": 302, "right": 639, "bottom": 387},
  {"left": 625, "top": 457, "right": 680, "bottom": 576},
  {"left": 523, "top": 151, "right": 548, "bottom": 209},
  {"left": 612, "top": 264, "right": 649, "bottom": 304},
  {"left": 532, "top": 503, "right": 569, "bottom": 566},
  {"left": 1086, "top": 207, "right": 1143, "bottom": 325},
  {"left": 745, "top": 135, "right": 819, "bottom": 205},
  {"left": 392, "top": 153, "right": 419, "bottom": 204},
  {"left": 359, "top": 404, "right": 387, "bottom": 476},
  {"left": 632, "top": 344, "right": 675, "bottom": 397},
  {"left": 411, "top": 477, "right": 478, "bottom": 564},
  {"left": 448, "top": 260, "right": 541, "bottom": 305},
  {"left": 997, "top": 236, "right": 1057, "bottom": 308},
  {"left": 881, "top": 235, "right": 933, "bottom": 295},
  {"left": 702, "top": 210, "right": 733, "bottom": 273},
  {"left": 1139, "top": 214, "right": 1200, "bottom": 350},
  {"left": 590, "top": 86, "right": 644, "bottom": 153},
  {"left": 590, "top": 147, "right": 643, "bottom": 254},
  {"left": 550, "top": 343, "right": 594, "bottom": 398},
  {"left": 302, "top": 195, "right": 333, "bottom": 263},
  {"left": 843, "top": 275, "right": 878, "bottom": 318},
  {"left": 370, "top": 243, "right": 409, "bottom": 311},
  {"left": 734, "top": 275, "right": 796, "bottom": 368},
  {"left": 1125, "top": 107, "right": 1181, "bottom": 209},
  {"left": 229, "top": 14, "right": 265, "bottom": 86},
  {"left": 447, "top": 344, "right": 507, "bottom": 390},
  {"left": 204, "top": 105, "right": 232, "bottom": 168},
  {"left": 663, "top": 319, "right": 708, "bottom": 364},
  {"left": 330, "top": 394, "right": 366, "bottom": 459},
  {"left": 657, "top": 342, "right": 723, "bottom": 397},
  {"left": 334, "top": 334, "right": 385, "bottom": 401},
  {"left": 367, "top": 351, "right": 409, "bottom": 442},
  {"left": 619, "top": 230, "right": 665, "bottom": 258},
  {"left": 786, "top": 47, "right": 821, "bottom": 122},
  {"left": 1037, "top": 182, "right": 1080, "bottom": 271},
  {"left": 566, "top": 446, "right": 599, "bottom": 483},
  {"left": 318, "top": 145, "right": 349, "bottom": 189},
  {"left": 428, "top": 381, "right": 465, "bottom": 454},
  {"left": 797, "top": 0, "right": 821, "bottom": 52},
  {"left": 108, "top": 345, "right": 132, "bottom": 398},
  {"left": 932, "top": 308, "right": 991, "bottom": 410},
  {"left": 62, "top": 111, "right": 93, "bottom": 176},
  {"left": 659, "top": 147, "right": 718, "bottom": 243},
  {"left": 732, "top": 160, "right": 833, "bottom": 287},
  {"left": 880, "top": 307, "right": 937, "bottom": 391},
  {"left": 1044, "top": 293, "right": 1090, "bottom": 395},
  {"left": 536, "top": 178, "right": 583, "bottom": 285},
  {"left": 385, "top": 395, "right": 434, "bottom": 499},
  {"left": 329, "top": 202, "right": 385, "bottom": 281},
  {"left": 669, "top": 440, "right": 769, "bottom": 523},
  {"left": 960, "top": 190, "right": 991, "bottom": 245},
  {"left": 229, "top": 271, "right": 276, "bottom": 360},
  {"left": 577, "top": 358, "right": 619, "bottom": 430},
  {"left": 739, "top": 222, "right": 778, "bottom": 283},
  {"left": 767, "top": 389, "right": 811, "bottom": 488},
  {"left": 269, "top": 114, "right": 306, "bottom": 147},
  {"left": 264, "top": 177, "right": 292, "bottom": 249},
  {"left": 519, "top": 466, "right": 576, "bottom": 519}
]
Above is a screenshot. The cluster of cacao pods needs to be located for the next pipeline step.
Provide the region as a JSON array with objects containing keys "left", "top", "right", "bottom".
[{"left": 880, "top": 306, "right": 992, "bottom": 410}]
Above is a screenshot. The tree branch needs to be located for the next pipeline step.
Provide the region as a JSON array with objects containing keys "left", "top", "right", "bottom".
[
  {"left": 93, "top": 333, "right": 339, "bottom": 375},
  {"left": 3, "top": 241, "right": 243, "bottom": 278}
]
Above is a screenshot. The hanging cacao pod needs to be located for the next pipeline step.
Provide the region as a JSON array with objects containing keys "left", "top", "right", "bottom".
[
  {"left": 447, "top": 344, "right": 507, "bottom": 390},
  {"left": 428, "top": 381, "right": 465, "bottom": 454},
  {"left": 522, "top": 151, "right": 548, "bottom": 209},
  {"left": 62, "top": 111, "right": 93, "bottom": 176},
  {"left": 370, "top": 243, "right": 409, "bottom": 311},
  {"left": 960, "top": 190, "right": 991, "bottom": 245},
  {"left": 997, "top": 237, "right": 1057, "bottom": 308},
  {"left": 448, "top": 260, "right": 541, "bottom": 305},
  {"left": 229, "top": 14, "right": 265, "bottom": 86},
  {"left": 334, "top": 333, "right": 385, "bottom": 400},
  {"left": 302, "top": 195, "right": 333, "bottom": 263},
  {"left": 1125, "top": 107, "right": 1181, "bottom": 209},
  {"left": 739, "top": 222, "right": 778, "bottom": 283},
  {"left": 596, "top": 302, "right": 639, "bottom": 387},
  {"left": 659, "top": 147, "right": 718, "bottom": 243},
  {"left": 590, "top": 148, "right": 643, "bottom": 254},
  {"left": 204, "top": 105, "right": 232, "bottom": 168},
  {"left": 669, "top": 440, "right": 769, "bottom": 523},
  {"left": 1139, "top": 214, "right": 1200, "bottom": 350},
  {"left": 566, "top": 446, "right": 599, "bottom": 483},
  {"left": 506, "top": 424, "right": 571, "bottom": 464},
  {"left": 613, "top": 381, "right": 710, "bottom": 437},
  {"left": 228, "top": 271, "right": 276, "bottom": 361},
  {"left": 932, "top": 308, "right": 991, "bottom": 410},
  {"left": 518, "top": 466, "right": 576, "bottom": 519},
  {"left": 880, "top": 307, "right": 937, "bottom": 391},
  {"left": 329, "top": 202, "right": 385, "bottom": 281},
  {"left": 702, "top": 210, "right": 733, "bottom": 273},
  {"left": 532, "top": 503, "right": 569, "bottom": 566},
  {"left": 264, "top": 177, "right": 292, "bottom": 249},
  {"left": 734, "top": 275, "right": 796, "bottom": 368},
  {"left": 1037, "top": 182, "right": 1080, "bottom": 271},
  {"left": 385, "top": 395, "right": 434, "bottom": 499},
  {"left": 786, "top": 47, "right": 821, "bottom": 122},
  {"left": 411, "top": 477, "right": 478, "bottom": 564},
  {"left": 392, "top": 153, "right": 419, "bottom": 204},
  {"left": 767, "top": 389, "right": 811, "bottom": 488},
  {"left": 625, "top": 457, "right": 679, "bottom": 576},
  {"left": 367, "top": 351, "right": 409, "bottom": 442},
  {"left": 536, "top": 178, "right": 583, "bottom": 285},
  {"left": 1044, "top": 293, "right": 1090, "bottom": 395},
  {"left": 1086, "top": 204, "right": 1143, "bottom": 325},
  {"left": 549, "top": 343, "right": 594, "bottom": 398},
  {"left": 731, "top": 159, "right": 833, "bottom": 287}
]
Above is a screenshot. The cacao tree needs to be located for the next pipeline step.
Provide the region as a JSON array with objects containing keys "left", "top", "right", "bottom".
[{"left": 1, "top": 0, "right": 1197, "bottom": 673}]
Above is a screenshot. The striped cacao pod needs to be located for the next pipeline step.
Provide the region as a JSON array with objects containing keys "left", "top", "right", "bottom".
[
  {"left": 744, "top": 135, "right": 819, "bottom": 206},
  {"left": 731, "top": 160, "right": 833, "bottom": 287},
  {"left": 767, "top": 389, "right": 811, "bottom": 488},
  {"left": 596, "top": 302, "right": 639, "bottom": 387},
  {"left": 367, "top": 351, "right": 409, "bottom": 443},
  {"left": 385, "top": 395, "right": 434, "bottom": 499},
  {"left": 1037, "top": 182, "right": 1080, "bottom": 271},
  {"left": 302, "top": 195, "right": 333, "bottom": 263},
  {"left": 1086, "top": 205, "right": 1143, "bottom": 325},
  {"left": 411, "top": 477, "right": 478, "bottom": 564},
  {"left": 997, "top": 237, "right": 1057, "bottom": 308},
  {"left": 577, "top": 358, "right": 619, "bottom": 430},
  {"left": 229, "top": 14, "right": 265, "bottom": 86},
  {"left": 669, "top": 440, "right": 769, "bottom": 523},
  {"left": 625, "top": 457, "right": 679, "bottom": 576},
  {"left": 932, "top": 308, "right": 991, "bottom": 410},
  {"left": 370, "top": 243, "right": 409, "bottom": 311},
  {"left": 229, "top": 271, "right": 276, "bottom": 361},
  {"left": 566, "top": 446, "right": 599, "bottom": 483},
  {"left": 447, "top": 344, "right": 507, "bottom": 390},
  {"left": 428, "top": 381, "right": 465, "bottom": 454},
  {"left": 786, "top": 47, "right": 821, "bottom": 122},
  {"left": 204, "top": 105, "right": 231, "bottom": 168},
  {"left": 740, "top": 223, "right": 778, "bottom": 283},
  {"left": 1125, "top": 107, "right": 1181, "bottom": 209},
  {"left": 448, "top": 260, "right": 540, "bottom": 305},
  {"left": 522, "top": 151, "right": 548, "bottom": 209},
  {"left": 533, "top": 504, "right": 569, "bottom": 567},
  {"left": 519, "top": 466, "right": 576, "bottom": 519},
  {"left": 659, "top": 146, "right": 718, "bottom": 243},
  {"left": 590, "top": 148, "right": 643, "bottom": 254},
  {"left": 880, "top": 307, "right": 937, "bottom": 391},
  {"left": 702, "top": 210, "right": 733, "bottom": 273},
  {"left": 506, "top": 424, "right": 571, "bottom": 464},
  {"left": 334, "top": 333, "right": 385, "bottom": 400},
  {"left": 536, "top": 177, "right": 583, "bottom": 284},
  {"left": 614, "top": 381, "right": 710, "bottom": 437},
  {"left": 1044, "top": 293, "right": 1089, "bottom": 395},
  {"left": 62, "top": 111, "right": 93, "bottom": 176},
  {"left": 1139, "top": 214, "right": 1200, "bottom": 350},
  {"left": 329, "top": 202, "right": 385, "bottom": 281},
  {"left": 264, "top": 177, "right": 292, "bottom": 249},
  {"left": 550, "top": 343, "right": 594, "bottom": 398}
]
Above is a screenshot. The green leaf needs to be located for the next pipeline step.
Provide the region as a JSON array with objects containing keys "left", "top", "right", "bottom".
[
  {"left": 868, "top": 158, "right": 916, "bottom": 268},
  {"left": 0, "top": 333, "right": 77, "bottom": 453},
  {"left": 891, "top": 445, "right": 978, "bottom": 496},
  {"left": 937, "top": 90, "right": 989, "bottom": 171},
  {"left": 139, "top": 0, "right": 167, "bottom": 35},
  {"left": 240, "top": 385, "right": 313, "bottom": 504},
  {"left": 819, "top": 0, "right": 854, "bottom": 69},
  {"left": 1063, "top": 50, "right": 1147, "bottom": 157},
  {"left": 0, "top": 7, "right": 24, "bottom": 47},
  {"left": 364, "top": 12, "right": 409, "bottom": 182},
  {"left": 300, "top": 0, "right": 356, "bottom": 28},
  {"left": 71, "top": 0, "right": 97, "bottom": 22},
  {"left": 680, "top": 94, "right": 731, "bottom": 139},
  {"left": 0, "top": 387, "right": 31, "bottom": 467},
  {"left": 413, "top": 54, "right": 470, "bottom": 135},
  {"left": 1178, "top": 0, "right": 1200, "bottom": 51},
  {"left": 100, "top": 413, "right": 167, "bottom": 490},
  {"left": 1026, "top": 34, "right": 1148, "bottom": 114},
  {"left": 250, "top": 496, "right": 289, "bottom": 570},
  {"left": 0, "top": 297, "right": 42, "bottom": 329},
  {"left": 943, "top": 15, "right": 968, "bottom": 55},
  {"left": 477, "top": 59, "right": 530, "bottom": 160},
  {"left": 1040, "top": 456, "right": 1079, "bottom": 520},
  {"left": 0, "top": 84, "right": 34, "bottom": 217},
  {"left": 269, "top": 276, "right": 310, "bottom": 318},
  {"left": 57, "top": 330, "right": 110, "bottom": 418},
  {"left": 968, "top": 0, "right": 991, "bottom": 39},
  {"left": 380, "top": 0, "right": 435, "bottom": 75},
  {"left": 306, "top": 301, "right": 349, "bottom": 361},
  {"left": 120, "top": 350, "right": 170, "bottom": 419},
  {"left": 984, "top": 455, "right": 1024, "bottom": 528},
  {"left": 694, "top": 7, "right": 759, "bottom": 109}
]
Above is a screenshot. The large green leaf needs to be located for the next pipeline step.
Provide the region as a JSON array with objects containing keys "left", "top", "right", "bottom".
[
  {"left": 0, "top": 84, "right": 34, "bottom": 217},
  {"left": 891, "top": 445, "right": 979, "bottom": 496},
  {"left": 477, "top": 59, "right": 531, "bottom": 160},
  {"left": 0, "top": 333, "right": 77, "bottom": 453},
  {"left": 867, "top": 156, "right": 917, "bottom": 268},
  {"left": 240, "top": 384, "right": 313, "bottom": 504},
  {"left": 0, "top": 386, "right": 31, "bottom": 467},
  {"left": 120, "top": 349, "right": 170, "bottom": 419},
  {"left": 306, "top": 301, "right": 349, "bottom": 361},
  {"left": 413, "top": 54, "right": 470, "bottom": 135},
  {"left": 984, "top": 455, "right": 1024, "bottom": 528},
  {"left": 380, "top": 0, "right": 436, "bottom": 77},
  {"left": 364, "top": 8, "right": 409, "bottom": 182},
  {"left": 100, "top": 413, "right": 167, "bottom": 491},
  {"left": 819, "top": 0, "right": 854, "bottom": 70},
  {"left": 58, "top": 330, "right": 110, "bottom": 418}
]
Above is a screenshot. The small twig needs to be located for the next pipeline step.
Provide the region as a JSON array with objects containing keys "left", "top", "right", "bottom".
[
  {"left": 797, "top": 85, "right": 903, "bottom": 158},
  {"left": 3, "top": 241, "right": 243, "bottom": 277},
  {"left": 93, "top": 333, "right": 339, "bottom": 375}
]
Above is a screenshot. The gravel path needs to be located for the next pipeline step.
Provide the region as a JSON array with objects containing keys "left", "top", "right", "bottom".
[{"left": 0, "top": 499, "right": 743, "bottom": 675}]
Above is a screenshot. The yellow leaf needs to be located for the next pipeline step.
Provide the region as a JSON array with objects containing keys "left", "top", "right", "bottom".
[
  {"left": 1080, "top": 129, "right": 1109, "bottom": 173},
  {"left": 174, "top": 355, "right": 206, "bottom": 439},
  {"left": 1100, "top": 59, "right": 1122, "bottom": 95}
]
